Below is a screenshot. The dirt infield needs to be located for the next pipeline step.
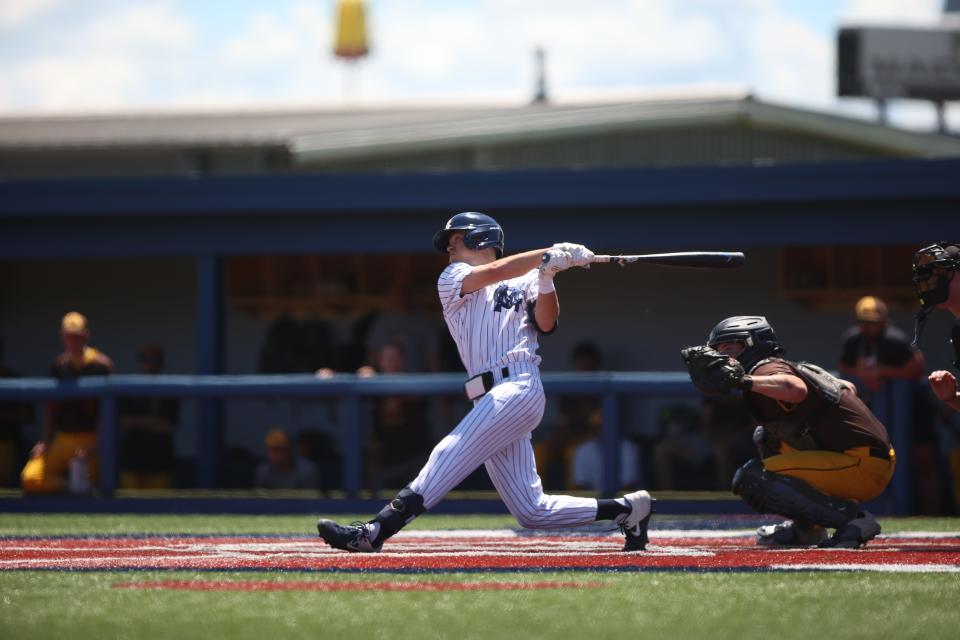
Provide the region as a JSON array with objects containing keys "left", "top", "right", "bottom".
[{"left": 3, "top": 530, "right": 959, "bottom": 573}]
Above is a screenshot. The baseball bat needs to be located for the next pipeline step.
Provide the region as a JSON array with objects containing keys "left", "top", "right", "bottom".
[{"left": 592, "top": 251, "right": 745, "bottom": 268}]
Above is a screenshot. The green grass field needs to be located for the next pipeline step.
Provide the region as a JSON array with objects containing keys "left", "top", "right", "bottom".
[{"left": 3, "top": 514, "right": 960, "bottom": 640}]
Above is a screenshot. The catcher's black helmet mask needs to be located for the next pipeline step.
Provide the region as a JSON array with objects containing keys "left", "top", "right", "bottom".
[{"left": 708, "top": 316, "right": 784, "bottom": 372}]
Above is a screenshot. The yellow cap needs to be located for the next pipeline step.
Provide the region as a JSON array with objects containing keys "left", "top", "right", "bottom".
[
  {"left": 265, "top": 428, "right": 289, "bottom": 448},
  {"left": 60, "top": 312, "right": 89, "bottom": 336},
  {"left": 855, "top": 296, "right": 888, "bottom": 322}
]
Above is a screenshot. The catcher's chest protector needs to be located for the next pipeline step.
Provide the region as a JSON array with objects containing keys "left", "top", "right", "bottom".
[{"left": 744, "top": 358, "right": 842, "bottom": 450}]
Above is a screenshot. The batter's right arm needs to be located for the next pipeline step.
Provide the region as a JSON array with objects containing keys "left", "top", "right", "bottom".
[
  {"left": 461, "top": 248, "right": 552, "bottom": 294},
  {"left": 533, "top": 278, "right": 559, "bottom": 332}
]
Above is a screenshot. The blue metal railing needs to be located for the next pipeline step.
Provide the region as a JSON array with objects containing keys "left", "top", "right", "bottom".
[{"left": 0, "top": 373, "right": 913, "bottom": 513}]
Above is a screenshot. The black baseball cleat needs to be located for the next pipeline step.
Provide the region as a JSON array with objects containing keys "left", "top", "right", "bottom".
[
  {"left": 620, "top": 490, "right": 655, "bottom": 552},
  {"left": 818, "top": 511, "right": 881, "bottom": 549},
  {"left": 317, "top": 519, "right": 381, "bottom": 553},
  {"left": 756, "top": 520, "right": 828, "bottom": 547}
]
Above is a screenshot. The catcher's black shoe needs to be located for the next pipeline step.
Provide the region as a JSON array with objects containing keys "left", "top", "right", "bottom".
[
  {"left": 818, "top": 511, "right": 881, "bottom": 549},
  {"left": 756, "top": 520, "right": 828, "bottom": 547},
  {"left": 620, "top": 490, "right": 654, "bottom": 551},
  {"left": 317, "top": 519, "right": 381, "bottom": 553}
]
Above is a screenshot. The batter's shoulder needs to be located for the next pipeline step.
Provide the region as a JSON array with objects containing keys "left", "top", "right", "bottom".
[{"left": 438, "top": 261, "right": 473, "bottom": 281}]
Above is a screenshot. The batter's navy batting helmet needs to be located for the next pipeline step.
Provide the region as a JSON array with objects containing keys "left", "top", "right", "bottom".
[
  {"left": 708, "top": 316, "right": 784, "bottom": 372},
  {"left": 432, "top": 212, "right": 504, "bottom": 258}
]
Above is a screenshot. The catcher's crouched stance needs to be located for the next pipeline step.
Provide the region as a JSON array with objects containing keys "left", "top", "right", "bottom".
[{"left": 682, "top": 316, "right": 895, "bottom": 548}]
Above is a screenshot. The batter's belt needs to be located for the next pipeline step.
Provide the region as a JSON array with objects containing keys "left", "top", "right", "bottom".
[{"left": 464, "top": 367, "right": 511, "bottom": 401}]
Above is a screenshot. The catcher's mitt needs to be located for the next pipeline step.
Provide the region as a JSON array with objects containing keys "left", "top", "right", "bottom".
[{"left": 680, "top": 345, "right": 751, "bottom": 395}]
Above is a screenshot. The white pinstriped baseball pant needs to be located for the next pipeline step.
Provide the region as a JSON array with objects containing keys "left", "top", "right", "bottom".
[{"left": 409, "top": 361, "right": 599, "bottom": 528}]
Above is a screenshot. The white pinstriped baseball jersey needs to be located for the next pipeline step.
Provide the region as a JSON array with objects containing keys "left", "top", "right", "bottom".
[
  {"left": 408, "top": 259, "right": 598, "bottom": 525},
  {"left": 437, "top": 262, "right": 543, "bottom": 377}
]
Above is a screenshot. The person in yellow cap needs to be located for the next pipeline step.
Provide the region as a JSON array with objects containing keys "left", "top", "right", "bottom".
[
  {"left": 21, "top": 312, "right": 115, "bottom": 494},
  {"left": 838, "top": 296, "right": 944, "bottom": 513},
  {"left": 839, "top": 296, "right": 925, "bottom": 395}
]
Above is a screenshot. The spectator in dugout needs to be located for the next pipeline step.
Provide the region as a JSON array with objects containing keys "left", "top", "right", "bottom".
[
  {"left": 255, "top": 427, "right": 319, "bottom": 490},
  {"left": 0, "top": 337, "right": 34, "bottom": 487},
  {"left": 358, "top": 342, "right": 433, "bottom": 495},
  {"left": 838, "top": 295, "right": 942, "bottom": 514},
  {"left": 839, "top": 296, "right": 926, "bottom": 396},
  {"left": 117, "top": 344, "right": 179, "bottom": 489},
  {"left": 535, "top": 341, "right": 604, "bottom": 489},
  {"left": 21, "top": 312, "right": 115, "bottom": 494}
]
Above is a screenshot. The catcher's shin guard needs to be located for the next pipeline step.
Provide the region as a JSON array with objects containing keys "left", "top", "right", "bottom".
[
  {"left": 371, "top": 487, "right": 425, "bottom": 545},
  {"left": 732, "top": 459, "right": 859, "bottom": 529}
]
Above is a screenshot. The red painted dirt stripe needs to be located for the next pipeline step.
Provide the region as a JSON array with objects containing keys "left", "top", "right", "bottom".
[
  {"left": 5, "top": 535, "right": 960, "bottom": 573},
  {"left": 112, "top": 580, "right": 602, "bottom": 592}
]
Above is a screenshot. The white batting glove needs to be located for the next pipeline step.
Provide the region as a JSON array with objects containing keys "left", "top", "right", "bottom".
[
  {"left": 538, "top": 249, "right": 573, "bottom": 294},
  {"left": 552, "top": 243, "right": 595, "bottom": 268},
  {"left": 540, "top": 249, "right": 573, "bottom": 275}
]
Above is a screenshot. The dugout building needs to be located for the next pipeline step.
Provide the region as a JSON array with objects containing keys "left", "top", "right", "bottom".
[{"left": 1, "top": 92, "right": 958, "bottom": 490}]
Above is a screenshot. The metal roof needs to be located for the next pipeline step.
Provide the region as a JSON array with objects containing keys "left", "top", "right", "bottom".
[{"left": 2, "top": 94, "right": 958, "bottom": 160}]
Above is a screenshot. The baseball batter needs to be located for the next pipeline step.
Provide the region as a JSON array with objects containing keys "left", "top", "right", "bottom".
[{"left": 318, "top": 212, "right": 652, "bottom": 552}]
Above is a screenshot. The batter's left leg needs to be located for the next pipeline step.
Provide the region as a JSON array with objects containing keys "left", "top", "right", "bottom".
[
  {"left": 484, "top": 435, "right": 654, "bottom": 549},
  {"left": 484, "top": 434, "right": 598, "bottom": 528}
]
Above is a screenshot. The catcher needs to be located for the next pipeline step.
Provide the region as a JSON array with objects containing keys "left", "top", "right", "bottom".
[{"left": 681, "top": 316, "right": 895, "bottom": 548}]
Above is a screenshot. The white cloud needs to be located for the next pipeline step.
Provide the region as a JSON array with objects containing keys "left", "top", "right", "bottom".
[
  {"left": 0, "top": 0, "right": 953, "bottom": 127},
  {"left": 358, "top": 0, "right": 733, "bottom": 102},
  {"left": 13, "top": 55, "right": 142, "bottom": 111},
  {"left": 1, "top": 1, "right": 197, "bottom": 111},
  {"left": 81, "top": 2, "right": 196, "bottom": 52},
  {"left": 0, "top": 0, "right": 67, "bottom": 29},
  {"left": 741, "top": 4, "right": 834, "bottom": 107},
  {"left": 224, "top": 12, "right": 303, "bottom": 66}
]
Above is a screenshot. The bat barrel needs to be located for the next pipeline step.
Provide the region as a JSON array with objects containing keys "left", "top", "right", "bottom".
[{"left": 591, "top": 252, "right": 745, "bottom": 268}]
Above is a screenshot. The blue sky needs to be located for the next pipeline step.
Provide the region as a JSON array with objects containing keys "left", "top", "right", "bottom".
[{"left": 0, "top": 0, "right": 954, "bottom": 130}]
